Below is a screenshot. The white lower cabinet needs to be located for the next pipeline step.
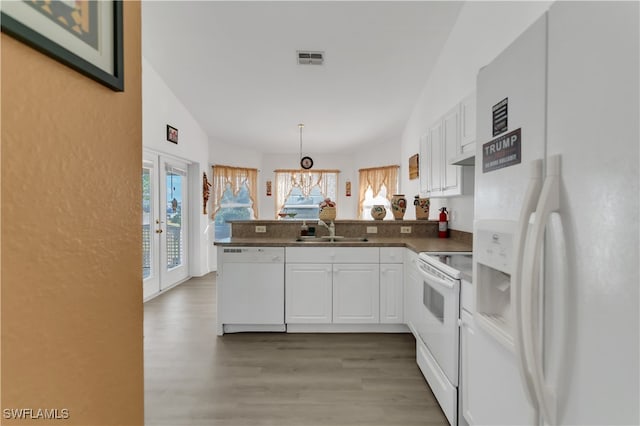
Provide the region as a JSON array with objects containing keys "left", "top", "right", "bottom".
[
  {"left": 333, "top": 263, "right": 380, "bottom": 323},
  {"left": 287, "top": 247, "right": 403, "bottom": 326},
  {"left": 403, "top": 250, "right": 420, "bottom": 334},
  {"left": 285, "top": 247, "right": 380, "bottom": 325},
  {"left": 380, "top": 263, "right": 403, "bottom": 324},
  {"left": 285, "top": 263, "right": 332, "bottom": 323}
]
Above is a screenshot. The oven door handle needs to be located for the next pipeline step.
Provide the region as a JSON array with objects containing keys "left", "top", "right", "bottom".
[{"left": 415, "top": 261, "right": 456, "bottom": 290}]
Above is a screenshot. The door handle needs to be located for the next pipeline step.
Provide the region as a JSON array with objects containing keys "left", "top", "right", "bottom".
[
  {"left": 512, "top": 159, "right": 543, "bottom": 409},
  {"left": 155, "top": 229, "right": 163, "bottom": 234}
]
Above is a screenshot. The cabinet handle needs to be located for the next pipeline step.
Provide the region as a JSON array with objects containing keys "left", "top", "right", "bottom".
[{"left": 155, "top": 229, "right": 163, "bottom": 234}]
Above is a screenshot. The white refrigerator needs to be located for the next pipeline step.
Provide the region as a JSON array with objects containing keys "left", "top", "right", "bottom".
[{"left": 469, "top": 2, "right": 639, "bottom": 425}]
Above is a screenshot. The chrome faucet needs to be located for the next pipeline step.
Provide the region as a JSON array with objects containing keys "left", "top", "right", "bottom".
[{"left": 317, "top": 219, "right": 335, "bottom": 238}]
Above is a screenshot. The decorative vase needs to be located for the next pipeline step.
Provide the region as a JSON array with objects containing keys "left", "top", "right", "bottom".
[
  {"left": 414, "top": 196, "right": 430, "bottom": 220},
  {"left": 319, "top": 206, "right": 336, "bottom": 221},
  {"left": 391, "top": 194, "right": 407, "bottom": 220},
  {"left": 370, "top": 205, "right": 386, "bottom": 220}
]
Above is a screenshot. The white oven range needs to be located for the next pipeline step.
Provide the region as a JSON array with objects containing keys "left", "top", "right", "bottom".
[{"left": 415, "top": 252, "right": 472, "bottom": 426}]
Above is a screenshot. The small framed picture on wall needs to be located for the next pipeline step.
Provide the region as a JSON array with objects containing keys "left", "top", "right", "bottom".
[
  {"left": 167, "top": 125, "right": 178, "bottom": 144},
  {"left": 409, "top": 153, "right": 419, "bottom": 179}
]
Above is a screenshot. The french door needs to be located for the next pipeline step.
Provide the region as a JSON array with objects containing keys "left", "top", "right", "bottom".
[{"left": 143, "top": 152, "right": 190, "bottom": 299}]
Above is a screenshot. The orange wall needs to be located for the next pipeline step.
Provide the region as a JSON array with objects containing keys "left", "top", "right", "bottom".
[{"left": 1, "top": 2, "right": 143, "bottom": 425}]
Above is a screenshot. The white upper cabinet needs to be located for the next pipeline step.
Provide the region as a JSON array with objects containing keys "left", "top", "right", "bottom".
[
  {"left": 419, "top": 132, "right": 430, "bottom": 196},
  {"left": 443, "top": 105, "right": 461, "bottom": 193},
  {"left": 419, "top": 92, "right": 476, "bottom": 198},
  {"left": 429, "top": 121, "right": 443, "bottom": 194},
  {"left": 460, "top": 92, "right": 477, "bottom": 153}
]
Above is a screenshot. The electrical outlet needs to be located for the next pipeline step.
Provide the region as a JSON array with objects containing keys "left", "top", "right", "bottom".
[
  {"left": 366, "top": 226, "right": 378, "bottom": 234},
  {"left": 400, "top": 226, "right": 412, "bottom": 234},
  {"left": 255, "top": 226, "right": 266, "bottom": 233}
]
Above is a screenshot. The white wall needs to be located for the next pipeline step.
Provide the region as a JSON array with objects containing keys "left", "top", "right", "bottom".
[
  {"left": 399, "top": 1, "right": 552, "bottom": 231},
  {"left": 142, "top": 57, "right": 211, "bottom": 276}
]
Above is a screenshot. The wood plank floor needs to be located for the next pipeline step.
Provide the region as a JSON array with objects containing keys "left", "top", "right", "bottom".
[{"left": 144, "top": 273, "right": 448, "bottom": 426}]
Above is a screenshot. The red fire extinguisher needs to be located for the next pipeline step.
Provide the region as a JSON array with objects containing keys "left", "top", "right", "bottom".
[{"left": 438, "top": 207, "right": 449, "bottom": 238}]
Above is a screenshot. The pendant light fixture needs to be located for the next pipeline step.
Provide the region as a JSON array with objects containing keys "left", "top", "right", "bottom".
[
  {"left": 299, "top": 123, "right": 313, "bottom": 170},
  {"left": 295, "top": 123, "right": 314, "bottom": 197}
]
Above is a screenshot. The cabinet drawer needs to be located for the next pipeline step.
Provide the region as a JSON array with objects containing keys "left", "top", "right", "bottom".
[
  {"left": 380, "top": 247, "right": 404, "bottom": 263},
  {"left": 286, "top": 247, "right": 379, "bottom": 263},
  {"left": 417, "top": 339, "right": 457, "bottom": 425}
]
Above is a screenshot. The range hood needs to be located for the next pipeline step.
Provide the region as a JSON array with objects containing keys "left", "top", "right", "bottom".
[{"left": 449, "top": 151, "right": 475, "bottom": 166}]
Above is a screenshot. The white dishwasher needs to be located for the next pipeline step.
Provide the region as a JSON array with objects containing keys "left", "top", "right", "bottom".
[{"left": 217, "top": 247, "right": 285, "bottom": 335}]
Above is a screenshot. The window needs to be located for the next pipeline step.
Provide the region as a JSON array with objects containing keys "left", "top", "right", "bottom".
[
  {"left": 358, "top": 165, "right": 399, "bottom": 220},
  {"left": 212, "top": 165, "right": 258, "bottom": 240},
  {"left": 275, "top": 169, "right": 338, "bottom": 220},
  {"left": 362, "top": 185, "right": 394, "bottom": 220}
]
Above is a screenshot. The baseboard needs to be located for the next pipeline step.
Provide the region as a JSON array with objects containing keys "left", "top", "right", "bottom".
[
  {"left": 286, "top": 323, "right": 410, "bottom": 333},
  {"left": 143, "top": 276, "right": 191, "bottom": 303}
]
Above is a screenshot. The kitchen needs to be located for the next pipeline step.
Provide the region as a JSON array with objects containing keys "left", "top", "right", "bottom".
[
  {"left": 2, "top": 1, "right": 637, "bottom": 426},
  {"left": 174, "top": 1, "right": 637, "bottom": 424}
]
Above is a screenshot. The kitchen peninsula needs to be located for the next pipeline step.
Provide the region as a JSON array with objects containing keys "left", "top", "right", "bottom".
[{"left": 214, "top": 220, "right": 472, "bottom": 336}]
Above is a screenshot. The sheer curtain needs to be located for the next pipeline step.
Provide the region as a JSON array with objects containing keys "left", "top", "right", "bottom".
[
  {"left": 358, "top": 165, "right": 399, "bottom": 216},
  {"left": 274, "top": 169, "right": 339, "bottom": 216},
  {"left": 211, "top": 165, "right": 259, "bottom": 218}
]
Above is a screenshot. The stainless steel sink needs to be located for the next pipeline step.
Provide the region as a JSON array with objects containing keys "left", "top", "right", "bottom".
[{"left": 294, "top": 236, "right": 369, "bottom": 243}]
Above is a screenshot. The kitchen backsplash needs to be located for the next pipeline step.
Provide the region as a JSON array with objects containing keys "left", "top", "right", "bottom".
[{"left": 229, "top": 220, "right": 446, "bottom": 239}]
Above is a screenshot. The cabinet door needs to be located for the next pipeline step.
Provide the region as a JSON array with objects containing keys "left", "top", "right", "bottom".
[
  {"left": 460, "top": 92, "right": 476, "bottom": 151},
  {"left": 333, "top": 264, "right": 380, "bottom": 323},
  {"left": 419, "top": 132, "right": 430, "bottom": 196},
  {"left": 286, "top": 263, "right": 332, "bottom": 323},
  {"left": 443, "top": 106, "right": 462, "bottom": 193},
  {"left": 380, "top": 263, "right": 403, "bottom": 323},
  {"left": 428, "top": 122, "right": 443, "bottom": 194},
  {"left": 404, "top": 254, "right": 421, "bottom": 335}
]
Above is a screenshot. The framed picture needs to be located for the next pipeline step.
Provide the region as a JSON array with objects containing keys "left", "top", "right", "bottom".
[
  {"left": 409, "top": 153, "right": 419, "bottom": 180},
  {"left": 167, "top": 125, "right": 178, "bottom": 144},
  {"left": 1, "top": 1, "right": 124, "bottom": 91}
]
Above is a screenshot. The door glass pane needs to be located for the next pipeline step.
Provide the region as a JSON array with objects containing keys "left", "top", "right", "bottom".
[
  {"left": 142, "top": 167, "right": 152, "bottom": 279},
  {"left": 166, "top": 171, "right": 183, "bottom": 269}
]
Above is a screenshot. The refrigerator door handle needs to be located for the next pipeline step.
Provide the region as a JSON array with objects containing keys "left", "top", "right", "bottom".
[
  {"left": 521, "top": 155, "right": 561, "bottom": 426},
  {"left": 512, "top": 159, "right": 544, "bottom": 409}
]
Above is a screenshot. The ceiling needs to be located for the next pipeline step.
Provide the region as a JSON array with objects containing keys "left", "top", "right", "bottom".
[{"left": 141, "top": 1, "right": 463, "bottom": 154}]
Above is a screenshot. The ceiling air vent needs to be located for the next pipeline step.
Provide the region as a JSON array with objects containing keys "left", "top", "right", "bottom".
[{"left": 297, "top": 51, "right": 324, "bottom": 65}]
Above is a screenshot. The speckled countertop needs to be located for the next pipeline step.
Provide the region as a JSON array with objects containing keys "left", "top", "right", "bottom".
[{"left": 214, "top": 237, "right": 472, "bottom": 254}]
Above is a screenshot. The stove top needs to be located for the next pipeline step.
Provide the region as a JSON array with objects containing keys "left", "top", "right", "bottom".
[{"left": 418, "top": 251, "right": 473, "bottom": 281}]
